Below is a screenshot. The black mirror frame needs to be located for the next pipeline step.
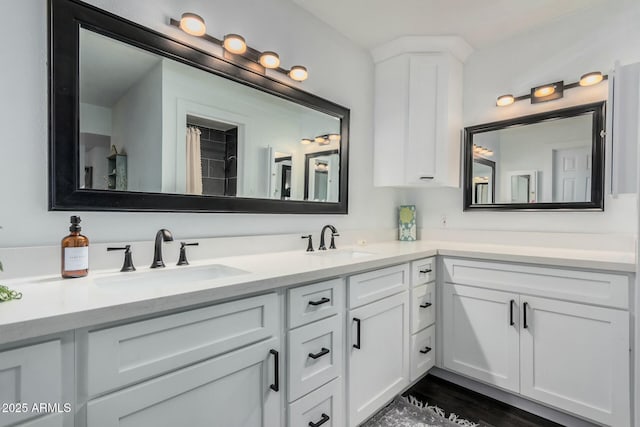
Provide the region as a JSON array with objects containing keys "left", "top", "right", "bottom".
[
  {"left": 49, "top": 0, "right": 349, "bottom": 214},
  {"left": 462, "top": 101, "right": 606, "bottom": 211}
]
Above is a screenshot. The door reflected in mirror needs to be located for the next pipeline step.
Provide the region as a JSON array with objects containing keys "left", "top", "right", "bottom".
[
  {"left": 464, "top": 102, "right": 605, "bottom": 211},
  {"left": 78, "top": 28, "right": 341, "bottom": 203}
]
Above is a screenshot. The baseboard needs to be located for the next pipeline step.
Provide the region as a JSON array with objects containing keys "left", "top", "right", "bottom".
[{"left": 429, "top": 368, "right": 601, "bottom": 427}]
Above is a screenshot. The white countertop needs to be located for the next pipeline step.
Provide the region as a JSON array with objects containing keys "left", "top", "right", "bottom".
[{"left": 0, "top": 240, "right": 635, "bottom": 346}]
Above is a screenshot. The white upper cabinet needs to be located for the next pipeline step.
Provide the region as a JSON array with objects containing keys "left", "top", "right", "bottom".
[{"left": 372, "top": 37, "right": 472, "bottom": 187}]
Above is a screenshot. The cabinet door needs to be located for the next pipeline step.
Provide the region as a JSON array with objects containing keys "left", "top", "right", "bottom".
[
  {"left": 87, "top": 337, "right": 281, "bottom": 427},
  {"left": 520, "top": 297, "right": 630, "bottom": 426},
  {"left": 348, "top": 291, "right": 409, "bottom": 427},
  {"left": 442, "top": 284, "right": 519, "bottom": 392}
]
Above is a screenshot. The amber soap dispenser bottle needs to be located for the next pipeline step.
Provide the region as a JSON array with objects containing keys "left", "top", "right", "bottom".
[{"left": 61, "top": 216, "right": 89, "bottom": 278}]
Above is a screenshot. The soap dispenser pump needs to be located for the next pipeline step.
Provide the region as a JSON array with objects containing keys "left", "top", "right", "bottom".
[{"left": 61, "top": 215, "right": 89, "bottom": 278}]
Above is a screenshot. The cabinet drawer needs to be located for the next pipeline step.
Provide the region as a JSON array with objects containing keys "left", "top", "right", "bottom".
[
  {"left": 443, "top": 257, "right": 630, "bottom": 309},
  {"left": 412, "top": 283, "right": 436, "bottom": 333},
  {"left": 288, "top": 315, "right": 343, "bottom": 402},
  {"left": 411, "top": 257, "right": 436, "bottom": 286},
  {"left": 348, "top": 264, "right": 409, "bottom": 309},
  {"left": 87, "top": 337, "right": 281, "bottom": 427},
  {"left": 410, "top": 325, "right": 435, "bottom": 381},
  {"left": 87, "top": 292, "right": 279, "bottom": 397},
  {"left": 288, "top": 278, "right": 344, "bottom": 329},
  {"left": 289, "top": 377, "right": 344, "bottom": 427},
  {"left": 0, "top": 340, "right": 63, "bottom": 427}
]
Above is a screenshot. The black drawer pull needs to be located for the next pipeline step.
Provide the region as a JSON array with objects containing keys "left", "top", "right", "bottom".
[
  {"left": 269, "top": 349, "right": 279, "bottom": 392},
  {"left": 308, "top": 347, "right": 330, "bottom": 360},
  {"left": 353, "top": 318, "right": 361, "bottom": 349},
  {"left": 420, "top": 346, "right": 432, "bottom": 354},
  {"left": 419, "top": 268, "right": 433, "bottom": 274},
  {"left": 309, "top": 413, "right": 330, "bottom": 427},
  {"left": 523, "top": 302, "right": 529, "bottom": 329},
  {"left": 308, "top": 297, "right": 331, "bottom": 306},
  {"left": 420, "top": 302, "right": 432, "bottom": 309},
  {"left": 509, "top": 299, "right": 515, "bottom": 326}
]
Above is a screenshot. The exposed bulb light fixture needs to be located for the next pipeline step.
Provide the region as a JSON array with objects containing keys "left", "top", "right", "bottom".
[
  {"left": 579, "top": 71, "right": 604, "bottom": 87},
  {"left": 328, "top": 134, "right": 341, "bottom": 141},
  {"left": 300, "top": 138, "right": 312, "bottom": 145},
  {"left": 179, "top": 13, "right": 206, "bottom": 36},
  {"left": 300, "top": 133, "right": 340, "bottom": 145},
  {"left": 473, "top": 144, "right": 493, "bottom": 157},
  {"left": 223, "top": 34, "right": 247, "bottom": 54},
  {"left": 259, "top": 51, "right": 280, "bottom": 69},
  {"left": 496, "top": 94, "right": 515, "bottom": 107},
  {"left": 496, "top": 72, "right": 607, "bottom": 107},
  {"left": 289, "top": 65, "right": 308, "bottom": 82}
]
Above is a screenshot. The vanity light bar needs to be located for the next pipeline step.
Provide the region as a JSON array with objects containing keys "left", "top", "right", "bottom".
[
  {"left": 496, "top": 71, "right": 607, "bottom": 107},
  {"left": 473, "top": 144, "right": 493, "bottom": 156},
  {"left": 300, "top": 133, "right": 341, "bottom": 145},
  {"left": 170, "top": 15, "right": 308, "bottom": 82}
]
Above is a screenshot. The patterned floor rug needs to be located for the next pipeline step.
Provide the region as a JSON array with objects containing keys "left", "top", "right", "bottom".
[{"left": 362, "top": 395, "right": 479, "bottom": 427}]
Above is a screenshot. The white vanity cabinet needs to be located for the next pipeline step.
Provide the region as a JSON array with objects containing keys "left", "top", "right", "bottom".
[
  {"left": 441, "top": 258, "right": 631, "bottom": 427},
  {"left": 409, "top": 257, "right": 437, "bottom": 381},
  {"left": 347, "top": 264, "right": 410, "bottom": 427},
  {"left": 0, "top": 338, "right": 71, "bottom": 427},
  {"left": 81, "top": 293, "right": 282, "bottom": 427},
  {"left": 372, "top": 37, "right": 469, "bottom": 188}
]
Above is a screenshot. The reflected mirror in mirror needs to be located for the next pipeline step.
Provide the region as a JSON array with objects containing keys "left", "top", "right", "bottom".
[
  {"left": 464, "top": 102, "right": 605, "bottom": 211},
  {"left": 78, "top": 28, "right": 341, "bottom": 203}
]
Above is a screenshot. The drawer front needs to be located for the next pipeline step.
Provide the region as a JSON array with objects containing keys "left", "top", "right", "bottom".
[
  {"left": 443, "top": 257, "right": 630, "bottom": 309},
  {"left": 348, "top": 264, "right": 409, "bottom": 309},
  {"left": 87, "top": 292, "right": 279, "bottom": 397},
  {"left": 0, "top": 340, "right": 63, "bottom": 427},
  {"left": 410, "top": 325, "right": 435, "bottom": 382},
  {"left": 289, "top": 377, "right": 344, "bottom": 427},
  {"left": 412, "top": 283, "right": 436, "bottom": 333},
  {"left": 288, "top": 278, "right": 344, "bottom": 329},
  {"left": 288, "top": 315, "right": 343, "bottom": 402},
  {"left": 411, "top": 257, "right": 436, "bottom": 286}
]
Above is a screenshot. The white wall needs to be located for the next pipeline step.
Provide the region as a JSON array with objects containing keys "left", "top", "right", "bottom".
[
  {"left": 80, "top": 103, "right": 112, "bottom": 135},
  {"left": 0, "top": 0, "right": 400, "bottom": 247},
  {"left": 410, "top": 0, "right": 640, "bottom": 233}
]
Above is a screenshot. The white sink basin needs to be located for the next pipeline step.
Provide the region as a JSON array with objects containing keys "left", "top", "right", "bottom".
[
  {"left": 94, "top": 264, "right": 249, "bottom": 287},
  {"left": 308, "top": 249, "right": 374, "bottom": 260}
]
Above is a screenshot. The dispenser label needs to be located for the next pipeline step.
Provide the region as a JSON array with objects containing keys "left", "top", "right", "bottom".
[{"left": 65, "top": 247, "right": 88, "bottom": 270}]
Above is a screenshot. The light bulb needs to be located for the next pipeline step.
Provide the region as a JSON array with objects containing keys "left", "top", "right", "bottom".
[
  {"left": 579, "top": 71, "right": 604, "bottom": 87},
  {"left": 289, "top": 65, "right": 308, "bottom": 82},
  {"left": 179, "top": 13, "right": 206, "bottom": 36},
  {"left": 328, "top": 134, "right": 340, "bottom": 141},
  {"left": 259, "top": 51, "right": 280, "bottom": 69},
  {"left": 533, "top": 85, "right": 555, "bottom": 98},
  {"left": 496, "top": 94, "right": 515, "bottom": 107},
  {"left": 224, "top": 34, "right": 247, "bottom": 54},
  {"left": 300, "top": 138, "right": 312, "bottom": 145}
]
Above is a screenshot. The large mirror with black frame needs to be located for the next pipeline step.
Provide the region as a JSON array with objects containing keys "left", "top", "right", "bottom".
[
  {"left": 49, "top": 0, "right": 349, "bottom": 213},
  {"left": 463, "top": 102, "right": 605, "bottom": 211}
]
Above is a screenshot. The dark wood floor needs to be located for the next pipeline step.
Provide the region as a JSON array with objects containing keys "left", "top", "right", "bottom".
[{"left": 404, "top": 374, "right": 563, "bottom": 427}]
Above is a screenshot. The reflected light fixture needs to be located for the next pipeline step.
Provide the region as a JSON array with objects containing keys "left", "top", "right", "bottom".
[
  {"left": 473, "top": 144, "right": 493, "bottom": 157},
  {"left": 496, "top": 71, "right": 607, "bottom": 107},
  {"left": 300, "top": 133, "right": 340, "bottom": 145},
  {"left": 170, "top": 13, "right": 308, "bottom": 83},
  {"left": 223, "top": 34, "right": 247, "bottom": 54},
  {"left": 259, "top": 51, "right": 280, "bottom": 69},
  {"left": 580, "top": 71, "right": 604, "bottom": 86},
  {"left": 179, "top": 13, "right": 206, "bottom": 36},
  {"left": 328, "top": 133, "right": 341, "bottom": 141},
  {"left": 289, "top": 65, "right": 308, "bottom": 82},
  {"left": 300, "top": 138, "right": 312, "bottom": 145}
]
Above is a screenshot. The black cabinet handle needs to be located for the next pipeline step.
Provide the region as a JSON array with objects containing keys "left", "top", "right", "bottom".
[
  {"left": 420, "top": 346, "right": 432, "bottom": 354},
  {"left": 309, "top": 413, "right": 330, "bottom": 427},
  {"left": 308, "top": 347, "right": 330, "bottom": 360},
  {"left": 420, "top": 176, "right": 434, "bottom": 180},
  {"left": 269, "top": 349, "right": 279, "bottom": 392},
  {"left": 523, "top": 302, "right": 529, "bottom": 329},
  {"left": 420, "top": 302, "right": 432, "bottom": 309},
  {"left": 353, "top": 318, "right": 361, "bottom": 349},
  {"left": 308, "top": 297, "right": 330, "bottom": 306},
  {"left": 509, "top": 299, "right": 515, "bottom": 326},
  {"left": 419, "top": 268, "right": 432, "bottom": 274}
]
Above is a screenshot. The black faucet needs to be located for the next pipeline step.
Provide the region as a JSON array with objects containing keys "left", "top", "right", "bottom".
[
  {"left": 150, "top": 229, "right": 173, "bottom": 268},
  {"left": 318, "top": 225, "right": 339, "bottom": 250}
]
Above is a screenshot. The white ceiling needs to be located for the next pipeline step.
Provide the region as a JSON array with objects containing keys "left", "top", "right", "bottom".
[
  {"left": 80, "top": 29, "right": 161, "bottom": 107},
  {"left": 292, "top": 0, "right": 609, "bottom": 50}
]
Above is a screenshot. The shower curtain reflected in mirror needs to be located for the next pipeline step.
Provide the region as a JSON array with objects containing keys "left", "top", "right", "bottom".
[{"left": 186, "top": 126, "right": 202, "bottom": 195}]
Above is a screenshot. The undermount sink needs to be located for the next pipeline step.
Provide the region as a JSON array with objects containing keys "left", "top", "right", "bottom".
[
  {"left": 308, "top": 249, "right": 374, "bottom": 260},
  {"left": 94, "top": 264, "right": 249, "bottom": 287}
]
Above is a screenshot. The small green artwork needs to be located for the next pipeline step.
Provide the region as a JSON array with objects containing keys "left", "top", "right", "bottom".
[{"left": 398, "top": 205, "right": 417, "bottom": 241}]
